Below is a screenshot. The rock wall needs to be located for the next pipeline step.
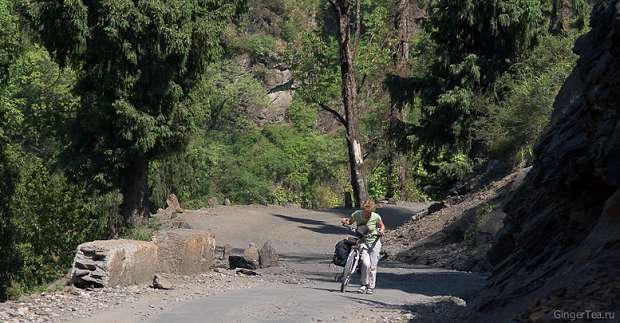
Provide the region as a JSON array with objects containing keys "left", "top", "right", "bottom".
[{"left": 466, "top": 1, "right": 620, "bottom": 321}]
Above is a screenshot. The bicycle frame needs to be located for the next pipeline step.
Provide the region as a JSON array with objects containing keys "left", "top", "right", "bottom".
[
  {"left": 338, "top": 224, "right": 380, "bottom": 293},
  {"left": 340, "top": 239, "right": 366, "bottom": 293}
]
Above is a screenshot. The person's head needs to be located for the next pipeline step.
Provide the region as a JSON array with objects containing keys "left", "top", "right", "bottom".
[{"left": 361, "top": 200, "right": 375, "bottom": 218}]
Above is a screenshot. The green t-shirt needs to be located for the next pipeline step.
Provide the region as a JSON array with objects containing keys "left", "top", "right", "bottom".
[{"left": 350, "top": 210, "right": 382, "bottom": 244}]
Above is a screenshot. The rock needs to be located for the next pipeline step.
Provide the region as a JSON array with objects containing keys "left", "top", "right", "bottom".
[
  {"left": 258, "top": 241, "right": 279, "bottom": 268},
  {"left": 152, "top": 274, "right": 173, "bottom": 290},
  {"left": 603, "top": 187, "right": 620, "bottom": 219},
  {"left": 160, "top": 220, "right": 193, "bottom": 230},
  {"left": 166, "top": 194, "right": 183, "bottom": 213},
  {"left": 477, "top": 210, "right": 506, "bottom": 235},
  {"left": 224, "top": 198, "right": 232, "bottom": 206},
  {"left": 427, "top": 202, "right": 446, "bottom": 214},
  {"left": 236, "top": 268, "right": 259, "bottom": 276},
  {"left": 207, "top": 197, "right": 219, "bottom": 208},
  {"left": 228, "top": 256, "right": 258, "bottom": 270},
  {"left": 71, "top": 240, "right": 158, "bottom": 288},
  {"left": 243, "top": 243, "right": 260, "bottom": 265},
  {"left": 152, "top": 229, "right": 216, "bottom": 275},
  {"left": 223, "top": 244, "right": 233, "bottom": 260},
  {"left": 267, "top": 90, "right": 293, "bottom": 113},
  {"left": 264, "top": 68, "right": 292, "bottom": 91}
]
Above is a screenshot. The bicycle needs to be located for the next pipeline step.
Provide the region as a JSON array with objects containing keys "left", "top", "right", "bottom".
[{"left": 338, "top": 225, "right": 382, "bottom": 293}]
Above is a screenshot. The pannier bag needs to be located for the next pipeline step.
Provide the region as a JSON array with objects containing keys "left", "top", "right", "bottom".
[{"left": 333, "top": 238, "right": 355, "bottom": 266}]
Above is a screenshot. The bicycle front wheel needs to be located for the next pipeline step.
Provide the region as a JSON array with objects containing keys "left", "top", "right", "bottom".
[{"left": 340, "top": 249, "right": 357, "bottom": 293}]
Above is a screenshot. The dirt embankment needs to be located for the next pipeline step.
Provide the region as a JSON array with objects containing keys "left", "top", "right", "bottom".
[{"left": 383, "top": 168, "right": 529, "bottom": 273}]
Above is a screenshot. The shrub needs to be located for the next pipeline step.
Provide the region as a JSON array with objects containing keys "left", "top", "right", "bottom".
[
  {"left": 7, "top": 153, "right": 109, "bottom": 298},
  {"left": 475, "top": 33, "right": 579, "bottom": 166}
]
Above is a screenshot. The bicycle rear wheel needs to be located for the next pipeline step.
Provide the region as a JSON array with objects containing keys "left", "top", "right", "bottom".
[{"left": 340, "top": 249, "right": 357, "bottom": 293}]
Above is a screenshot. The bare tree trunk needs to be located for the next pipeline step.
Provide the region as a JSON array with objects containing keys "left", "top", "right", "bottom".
[
  {"left": 120, "top": 156, "right": 150, "bottom": 229},
  {"left": 394, "top": 0, "right": 411, "bottom": 71},
  {"left": 329, "top": 0, "right": 369, "bottom": 208}
]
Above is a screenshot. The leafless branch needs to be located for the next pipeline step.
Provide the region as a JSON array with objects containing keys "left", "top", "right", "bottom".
[{"left": 318, "top": 103, "right": 348, "bottom": 127}]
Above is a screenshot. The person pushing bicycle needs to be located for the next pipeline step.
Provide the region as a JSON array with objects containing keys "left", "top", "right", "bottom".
[{"left": 340, "top": 200, "right": 385, "bottom": 294}]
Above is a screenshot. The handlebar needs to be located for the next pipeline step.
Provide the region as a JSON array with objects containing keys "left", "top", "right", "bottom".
[{"left": 341, "top": 224, "right": 383, "bottom": 237}]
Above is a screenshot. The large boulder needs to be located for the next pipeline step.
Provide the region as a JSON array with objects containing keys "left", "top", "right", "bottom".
[
  {"left": 152, "top": 229, "right": 216, "bottom": 275},
  {"left": 71, "top": 240, "right": 158, "bottom": 288},
  {"left": 259, "top": 241, "right": 279, "bottom": 268}
]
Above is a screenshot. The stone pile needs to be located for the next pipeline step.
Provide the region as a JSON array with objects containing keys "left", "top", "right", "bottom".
[{"left": 228, "top": 241, "right": 279, "bottom": 270}]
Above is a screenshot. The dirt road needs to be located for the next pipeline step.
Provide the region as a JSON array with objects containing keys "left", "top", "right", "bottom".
[
  {"left": 142, "top": 204, "right": 485, "bottom": 322},
  {"left": 19, "top": 204, "right": 486, "bottom": 322}
]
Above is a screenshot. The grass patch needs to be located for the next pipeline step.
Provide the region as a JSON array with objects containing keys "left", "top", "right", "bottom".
[{"left": 120, "top": 218, "right": 161, "bottom": 241}]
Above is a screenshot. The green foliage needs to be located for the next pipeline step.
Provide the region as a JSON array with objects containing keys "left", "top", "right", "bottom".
[
  {"left": 418, "top": 0, "right": 549, "bottom": 152},
  {"left": 393, "top": 0, "right": 591, "bottom": 199},
  {"left": 148, "top": 58, "right": 347, "bottom": 209},
  {"left": 120, "top": 218, "right": 160, "bottom": 241},
  {"left": 416, "top": 152, "right": 474, "bottom": 195},
  {"left": 24, "top": 0, "right": 242, "bottom": 205},
  {"left": 0, "top": 145, "right": 20, "bottom": 301},
  {"left": 0, "top": 2, "right": 112, "bottom": 299},
  {"left": 0, "top": 0, "right": 23, "bottom": 84},
  {"left": 368, "top": 164, "right": 389, "bottom": 200},
  {"left": 8, "top": 153, "right": 110, "bottom": 298},
  {"left": 225, "top": 30, "right": 278, "bottom": 62},
  {"left": 475, "top": 33, "right": 579, "bottom": 165}
]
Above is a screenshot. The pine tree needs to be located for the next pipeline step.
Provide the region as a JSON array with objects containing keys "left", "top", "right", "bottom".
[{"left": 24, "top": 0, "right": 242, "bottom": 232}]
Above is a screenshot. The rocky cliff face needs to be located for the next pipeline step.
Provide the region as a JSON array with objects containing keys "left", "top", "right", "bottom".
[{"left": 466, "top": 1, "right": 620, "bottom": 321}]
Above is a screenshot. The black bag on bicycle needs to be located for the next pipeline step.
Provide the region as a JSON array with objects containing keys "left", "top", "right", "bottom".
[{"left": 333, "top": 239, "right": 355, "bottom": 267}]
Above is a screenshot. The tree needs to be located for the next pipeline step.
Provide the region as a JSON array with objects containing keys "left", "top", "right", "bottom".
[
  {"left": 326, "top": 0, "right": 369, "bottom": 207},
  {"left": 413, "top": 0, "right": 547, "bottom": 157},
  {"left": 384, "top": 0, "right": 426, "bottom": 199},
  {"left": 0, "top": 0, "right": 24, "bottom": 300},
  {"left": 25, "top": 0, "right": 241, "bottom": 232}
]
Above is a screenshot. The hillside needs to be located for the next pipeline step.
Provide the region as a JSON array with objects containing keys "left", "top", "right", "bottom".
[
  {"left": 465, "top": 1, "right": 620, "bottom": 320},
  {"left": 383, "top": 168, "right": 530, "bottom": 273}
]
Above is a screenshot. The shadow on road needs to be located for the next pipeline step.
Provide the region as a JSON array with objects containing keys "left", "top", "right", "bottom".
[
  {"left": 309, "top": 270, "right": 482, "bottom": 299},
  {"left": 271, "top": 213, "right": 350, "bottom": 235},
  {"left": 281, "top": 254, "right": 484, "bottom": 300},
  {"left": 319, "top": 206, "right": 422, "bottom": 230}
]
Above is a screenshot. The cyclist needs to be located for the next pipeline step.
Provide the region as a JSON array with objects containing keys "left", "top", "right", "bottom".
[{"left": 340, "top": 200, "right": 385, "bottom": 294}]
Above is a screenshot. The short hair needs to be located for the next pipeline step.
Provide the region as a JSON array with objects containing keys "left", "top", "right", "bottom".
[{"left": 362, "top": 200, "right": 376, "bottom": 212}]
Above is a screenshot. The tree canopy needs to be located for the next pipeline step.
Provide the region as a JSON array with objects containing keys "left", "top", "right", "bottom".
[{"left": 24, "top": 0, "right": 242, "bottom": 228}]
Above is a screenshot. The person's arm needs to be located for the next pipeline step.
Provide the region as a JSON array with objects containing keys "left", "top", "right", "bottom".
[{"left": 378, "top": 218, "right": 385, "bottom": 235}]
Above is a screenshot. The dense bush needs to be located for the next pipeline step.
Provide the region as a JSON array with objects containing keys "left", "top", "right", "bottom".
[
  {"left": 8, "top": 154, "right": 109, "bottom": 298},
  {"left": 474, "top": 33, "right": 579, "bottom": 166}
]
